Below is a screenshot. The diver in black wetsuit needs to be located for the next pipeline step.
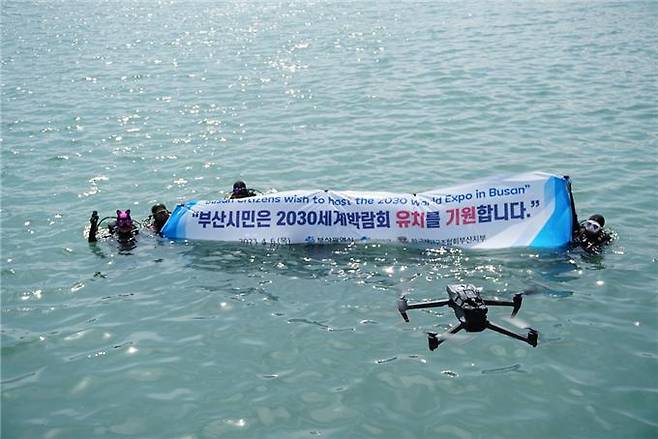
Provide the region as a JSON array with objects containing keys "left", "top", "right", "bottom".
[
  {"left": 145, "top": 203, "right": 170, "bottom": 235},
  {"left": 228, "top": 180, "right": 258, "bottom": 199},
  {"left": 572, "top": 214, "right": 613, "bottom": 254},
  {"left": 88, "top": 209, "right": 139, "bottom": 243}
]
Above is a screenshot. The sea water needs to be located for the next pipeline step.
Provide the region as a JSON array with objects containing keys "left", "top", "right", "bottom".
[{"left": 1, "top": 1, "right": 656, "bottom": 438}]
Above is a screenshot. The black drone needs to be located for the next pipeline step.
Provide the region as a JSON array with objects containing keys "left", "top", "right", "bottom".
[{"left": 398, "top": 284, "right": 538, "bottom": 350}]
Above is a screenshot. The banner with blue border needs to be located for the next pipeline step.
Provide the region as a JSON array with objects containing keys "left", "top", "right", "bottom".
[{"left": 160, "top": 172, "right": 573, "bottom": 249}]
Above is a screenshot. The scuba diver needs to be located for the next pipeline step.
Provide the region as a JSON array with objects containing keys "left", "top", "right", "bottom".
[
  {"left": 145, "top": 203, "right": 170, "bottom": 235},
  {"left": 228, "top": 180, "right": 258, "bottom": 199},
  {"left": 88, "top": 209, "right": 139, "bottom": 244},
  {"left": 87, "top": 204, "right": 170, "bottom": 254},
  {"left": 572, "top": 214, "right": 613, "bottom": 254}
]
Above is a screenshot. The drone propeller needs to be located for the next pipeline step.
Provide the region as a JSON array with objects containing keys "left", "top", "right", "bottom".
[
  {"left": 511, "top": 293, "right": 523, "bottom": 317},
  {"left": 527, "top": 329, "right": 539, "bottom": 347},
  {"left": 397, "top": 296, "right": 410, "bottom": 322},
  {"left": 428, "top": 332, "right": 440, "bottom": 351},
  {"left": 500, "top": 315, "right": 531, "bottom": 330}
]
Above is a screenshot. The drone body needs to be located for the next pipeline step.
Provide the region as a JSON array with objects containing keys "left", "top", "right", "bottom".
[{"left": 398, "top": 284, "right": 538, "bottom": 350}]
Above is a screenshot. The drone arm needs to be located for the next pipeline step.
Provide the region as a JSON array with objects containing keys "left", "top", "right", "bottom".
[
  {"left": 483, "top": 299, "right": 514, "bottom": 306},
  {"left": 428, "top": 322, "right": 465, "bottom": 351},
  {"left": 407, "top": 299, "right": 450, "bottom": 310},
  {"left": 397, "top": 296, "right": 450, "bottom": 322},
  {"left": 486, "top": 321, "right": 538, "bottom": 347},
  {"left": 484, "top": 293, "right": 523, "bottom": 317}
]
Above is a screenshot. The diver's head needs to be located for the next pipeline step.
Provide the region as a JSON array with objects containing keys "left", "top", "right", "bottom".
[
  {"left": 233, "top": 180, "right": 247, "bottom": 192},
  {"left": 585, "top": 214, "right": 605, "bottom": 236},
  {"left": 116, "top": 209, "right": 134, "bottom": 234},
  {"left": 151, "top": 203, "right": 167, "bottom": 216},
  {"left": 151, "top": 203, "right": 170, "bottom": 230},
  {"left": 232, "top": 180, "right": 248, "bottom": 198}
]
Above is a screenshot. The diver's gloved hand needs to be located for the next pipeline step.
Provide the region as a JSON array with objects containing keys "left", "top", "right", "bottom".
[{"left": 88, "top": 211, "right": 99, "bottom": 243}]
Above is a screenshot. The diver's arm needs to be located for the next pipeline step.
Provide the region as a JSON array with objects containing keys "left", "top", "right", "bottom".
[{"left": 88, "top": 211, "right": 99, "bottom": 243}]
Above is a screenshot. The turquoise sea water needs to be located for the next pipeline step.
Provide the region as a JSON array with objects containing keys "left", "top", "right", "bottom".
[{"left": 2, "top": 1, "right": 657, "bottom": 437}]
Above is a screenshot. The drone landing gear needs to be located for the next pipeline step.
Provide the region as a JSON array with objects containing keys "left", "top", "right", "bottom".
[{"left": 427, "top": 322, "right": 465, "bottom": 351}]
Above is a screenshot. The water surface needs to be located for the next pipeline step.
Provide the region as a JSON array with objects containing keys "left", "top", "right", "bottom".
[{"left": 2, "top": 1, "right": 657, "bottom": 438}]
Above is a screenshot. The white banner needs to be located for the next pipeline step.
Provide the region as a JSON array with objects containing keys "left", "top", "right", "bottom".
[{"left": 160, "top": 172, "right": 575, "bottom": 249}]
